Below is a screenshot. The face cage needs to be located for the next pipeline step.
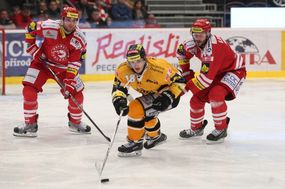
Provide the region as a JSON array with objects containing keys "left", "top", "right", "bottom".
[
  {"left": 191, "top": 31, "right": 211, "bottom": 46},
  {"left": 127, "top": 58, "right": 147, "bottom": 74}
]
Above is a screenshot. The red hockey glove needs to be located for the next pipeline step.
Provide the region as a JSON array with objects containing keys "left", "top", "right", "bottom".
[{"left": 63, "top": 78, "right": 76, "bottom": 99}]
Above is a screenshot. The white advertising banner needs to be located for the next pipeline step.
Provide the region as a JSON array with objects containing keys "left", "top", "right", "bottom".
[
  {"left": 212, "top": 29, "right": 281, "bottom": 71},
  {"left": 84, "top": 28, "right": 282, "bottom": 74}
]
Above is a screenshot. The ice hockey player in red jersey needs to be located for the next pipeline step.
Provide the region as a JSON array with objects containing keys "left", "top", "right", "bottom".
[
  {"left": 177, "top": 18, "right": 246, "bottom": 143},
  {"left": 13, "top": 7, "right": 90, "bottom": 137}
]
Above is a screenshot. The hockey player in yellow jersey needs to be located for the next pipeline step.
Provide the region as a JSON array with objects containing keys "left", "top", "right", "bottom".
[{"left": 112, "top": 44, "right": 186, "bottom": 157}]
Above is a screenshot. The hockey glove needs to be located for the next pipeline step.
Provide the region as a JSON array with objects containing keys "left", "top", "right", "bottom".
[
  {"left": 63, "top": 78, "right": 76, "bottom": 99},
  {"left": 112, "top": 96, "right": 129, "bottom": 116},
  {"left": 152, "top": 90, "right": 175, "bottom": 111}
]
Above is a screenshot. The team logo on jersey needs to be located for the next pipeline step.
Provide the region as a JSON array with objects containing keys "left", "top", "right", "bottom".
[
  {"left": 70, "top": 38, "right": 82, "bottom": 50},
  {"left": 51, "top": 44, "right": 68, "bottom": 62},
  {"left": 201, "top": 62, "right": 209, "bottom": 74},
  {"left": 43, "top": 30, "right": 58, "bottom": 39}
]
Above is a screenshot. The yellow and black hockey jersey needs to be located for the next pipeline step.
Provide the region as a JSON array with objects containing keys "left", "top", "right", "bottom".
[{"left": 112, "top": 57, "right": 186, "bottom": 99}]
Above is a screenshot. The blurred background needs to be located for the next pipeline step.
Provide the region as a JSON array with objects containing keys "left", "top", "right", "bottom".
[{"left": 0, "top": 0, "right": 284, "bottom": 29}]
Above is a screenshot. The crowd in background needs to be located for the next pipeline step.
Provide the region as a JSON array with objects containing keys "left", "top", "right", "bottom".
[{"left": 0, "top": 0, "right": 160, "bottom": 29}]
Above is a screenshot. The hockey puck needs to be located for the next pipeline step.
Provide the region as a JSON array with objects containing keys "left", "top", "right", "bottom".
[{"left": 101, "top": 178, "right": 110, "bottom": 183}]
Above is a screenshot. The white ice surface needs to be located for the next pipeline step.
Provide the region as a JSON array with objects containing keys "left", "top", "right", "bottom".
[{"left": 0, "top": 79, "right": 285, "bottom": 189}]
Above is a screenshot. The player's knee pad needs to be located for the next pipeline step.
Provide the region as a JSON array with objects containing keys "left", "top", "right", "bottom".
[
  {"left": 145, "top": 118, "right": 160, "bottom": 138},
  {"left": 190, "top": 95, "right": 205, "bottom": 110},
  {"left": 209, "top": 85, "right": 227, "bottom": 102},
  {"left": 71, "top": 91, "right": 84, "bottom": 104},
  {"left": 127, "top": 99, "right": 145, "bottom": 141},
  {"left": 23, "top": 85, "right": 38, "bottom": 101},
  {"left": 128, "top": 99, "right": 145, "bottom": 121},
  {"left": 127, "top": 99, "right": 145, "bottom": 130}
]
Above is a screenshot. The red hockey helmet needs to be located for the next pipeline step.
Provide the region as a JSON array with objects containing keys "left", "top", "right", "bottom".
[
  {"left": 191, "top": 18, "right": 211, "bottom": 34},
  {"left": 61, "top": 7, "right": 79, "bottom": 19}
]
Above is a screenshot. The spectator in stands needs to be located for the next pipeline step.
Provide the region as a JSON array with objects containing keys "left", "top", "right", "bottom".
[
  {"left": 132, "top": 0, "right": 148, "bottom": 20},
  {"left": 96, "top": 0, "right": 112, "bottom": 14},
  {"left": 111, "top": 0, "right": 132, "bottom": 21},
  {"left": 95, "top": 0, "right": 110, "bottom": 22},
  {"left": 47, "top": 0, "right": 61, "bottom": 20},
  {"left": 144, "top": 13, "right": 160, "bottom": 28},
  {"left": 86, "top": 8, "right": 109, "bottom": 28},
  {"left": 10, "top": 6, "right": 32, "bottom": 29},
  {"left": 35, "top": 1, "right": 48, "bottom": 21},
  {"left": 78, "top": 9, "right": 91, "bottom": 28},
  {"left": 75, "top": 0, "right": 94, "bottom": 21},
  {"left": 0, "top": 9, "right": 16, "bottom": 29}
]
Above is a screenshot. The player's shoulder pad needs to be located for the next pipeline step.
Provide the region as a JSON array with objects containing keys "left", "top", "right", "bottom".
[
  {"left": 41, "top": 19, "right": 60, "bottom": 29},
  {"left": 183, "top": 38, "right": 196, "bottom": 51},
  {"left": 73, "top": 29, "right": 87, "bottom": 46},
  {"left": 70, "top": 29, "right": 87, "bottom": 50},
  {"left": 147, "top": 57, "right": 171, "bottom": 72},
  {"left": 116, "top": 61, "right": 129, "bottom": 72},
  {"left": 115, "top": 62, "right": 131, "bottom": 81}
]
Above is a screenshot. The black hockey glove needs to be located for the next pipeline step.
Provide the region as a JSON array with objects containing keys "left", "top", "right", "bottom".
[
  {"left": 152, "top": 90, "right": 175, "bottom": 111},
  {"left": 112, "top": 96, "right": 129, "bottom": 116}
]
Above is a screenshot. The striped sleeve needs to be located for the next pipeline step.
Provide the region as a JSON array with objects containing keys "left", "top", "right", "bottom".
[{"left": 186, "top": 73, "right": 213, "bottom": 94}]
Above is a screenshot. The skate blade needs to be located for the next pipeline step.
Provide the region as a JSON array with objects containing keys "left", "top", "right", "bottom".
[
  {"left": 13, "top": 132, "right": 37, "bottom": 138},
  {"left": 179, "top": 135, "right": 203, "bottom": 140},
  {"left": 118, "top": 150, "right": 142, "bottom": 157},
  {"left": 69, "top": 128, "right": 91, "bottom": 134},
  {"left": 205, "top": 138, "right": 225, "bottom": 144}
]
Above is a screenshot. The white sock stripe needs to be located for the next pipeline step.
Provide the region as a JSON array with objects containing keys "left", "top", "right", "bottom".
[
  {"left": 128, "top": 117, "right": 144, "bottom": 122},
  {"left": 24, "top": 109, "right": 37, "bottom": 114},
  {"left": 213, "top": 115, "right": 227, "bottom": 121},
  {"left": 191, "top": 116, "right": 204, "bottom": 121},
  {"left": 212, "top": 111, "right": 227, "bottom": 117},
  {"left": 191, "top": 119, "right": 203, "bottom": 124},
  {"left": 24, "top": 114, "right": 36, "bottom": 118},
  {"left": 190, "top": 108, "right": 204, "bottom": 113},
  {"left": 70, "top": 117, "right": 81, "bottom": 120},
  {"left": 127, "top": 126, "right": 144, "bottom": 131},
  {"left": 69, "top": 112, "right": 83, "bottom": 117},
  {"left": 24, "top": 100, "right": 37, "bottom": 105}
]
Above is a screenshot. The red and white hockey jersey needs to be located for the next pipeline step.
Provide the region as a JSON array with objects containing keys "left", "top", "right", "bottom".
[
  {"left": 177, "top": 34, "right": 246, "bottom": 94},
  {"left": 25, "top": 19, "right": 87, "bottom": 76}
]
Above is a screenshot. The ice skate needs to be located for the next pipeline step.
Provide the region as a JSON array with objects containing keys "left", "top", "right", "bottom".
[
  {"left": 118, "top": 138, "right": 143, "bottom": 157},
  {"left": 179, "top": 120, "right": 208, "bottom": 139},
  {"left": 68, "top": 122, "right": 91, "bottom": 134},
  {"left": 206, "top": 117, "right": 230, "bottom": 144},
  {"left": 13, "top": 123, "right": 38, "bottom": 137},
  {"left": 144, "top": 132, "right": 167, "bottom": 149}
]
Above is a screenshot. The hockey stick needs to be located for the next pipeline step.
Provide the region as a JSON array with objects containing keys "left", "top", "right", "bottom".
[
  {"left": 95, "top": 110, "right": 124, "bottom": 181},
  {"left": 43, "top": 62, "right": 111, "bottom": 142}
]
